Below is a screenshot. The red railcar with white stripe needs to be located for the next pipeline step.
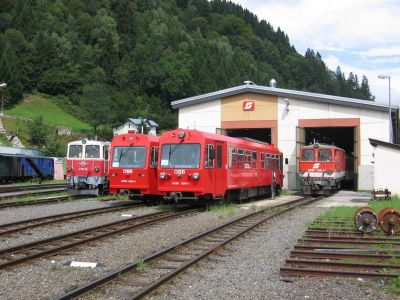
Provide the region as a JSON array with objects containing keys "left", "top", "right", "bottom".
[
  {"left": 157, "top": 129, "right": 283, "bottom": 203},
  {"left": 109, "top": 131, "right": 162, "bottom": 201},
  {"left": 299, "top": 143, "right": 346, "bottom": 195},
  {"left": 66, "top": 140, "right": 110, "bottom": 195}
]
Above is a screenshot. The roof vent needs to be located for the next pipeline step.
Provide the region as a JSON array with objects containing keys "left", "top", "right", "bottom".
[
  {"left": 269, "top": 79, "right": 277, "bottom": 88},
  {"left": 244, "top": 80, "right": 255, "bottom": 85}
]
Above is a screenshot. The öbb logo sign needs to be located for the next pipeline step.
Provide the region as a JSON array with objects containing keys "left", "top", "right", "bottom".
[{"left": 243, "top": 100, "right": 255, "bottom": 111}]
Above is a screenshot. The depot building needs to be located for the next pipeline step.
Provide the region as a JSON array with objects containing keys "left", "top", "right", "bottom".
[{"left": 171, "top": 81, "right": 399, "bottom": 191}]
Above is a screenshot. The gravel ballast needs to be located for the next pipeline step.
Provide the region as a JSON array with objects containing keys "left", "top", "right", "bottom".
[{"left": 150, "top": 206, "right": 397, "bottom": 300}]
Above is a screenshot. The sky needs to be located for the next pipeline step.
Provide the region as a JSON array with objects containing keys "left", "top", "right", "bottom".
[{"left": 230, "top": 0, "right": 400, "bottom": 106}]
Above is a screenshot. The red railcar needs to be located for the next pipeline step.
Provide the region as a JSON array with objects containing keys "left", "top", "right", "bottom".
[
  {"left": 66, "top": 139, "right": 111, "bottom": 195},
  {"left": 109, "top": 131, "right": 161, "bottom": 201},
  {"left": 157, "top": 129, "right": 283, "bottom": 203},
  {"left": 299, "top": 143, "right": 346, "bottom": 195}
]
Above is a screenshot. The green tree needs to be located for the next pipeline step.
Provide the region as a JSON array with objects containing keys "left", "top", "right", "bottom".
[
  {"left": 27, "top": 116, "right": 50, "bottom": 149},
  {"left": 79, "top": 83, "right": 112, "bottom": 136}
]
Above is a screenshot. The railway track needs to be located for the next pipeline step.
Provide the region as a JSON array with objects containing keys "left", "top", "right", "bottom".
[
  {"left": 0, "top": 183, "right": 66, "bottom": 193},
  {"left": 0, "top": 186, "right": 68, "bottom": 200},
  {"left": 280, "top": 219, "right": 400, "bottom": 279},
  {"left": 55, "top": 196, "right": 322, "bottom": 300},
  {"left": 0, "top": 195, "right": 88, "bottom": 209},
  {"left": 0, "top": 208, "right": 199, "bottom": 270},
  {"left": 0, "top": 203, "right": 145, "bottom": 236}
]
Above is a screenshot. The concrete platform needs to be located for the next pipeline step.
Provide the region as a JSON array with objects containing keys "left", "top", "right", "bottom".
[
  {"left": 239, "top": 195, "right": 304, "bottom": 210},
  {"left": 308, "top": 190, "right": 372, "bottom": 208}
]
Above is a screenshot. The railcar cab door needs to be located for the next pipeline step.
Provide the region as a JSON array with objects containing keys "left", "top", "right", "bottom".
[{"left": 205, "top": 142, "right": 224, "bottom": 199}]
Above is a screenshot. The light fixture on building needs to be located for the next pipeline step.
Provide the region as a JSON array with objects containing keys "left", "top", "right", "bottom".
[
  {"left": 284, "top": 98, "right": 290, "bottom": 112},
  {"left": 269, "top": 79, "right": 276, "bottom": 88}
]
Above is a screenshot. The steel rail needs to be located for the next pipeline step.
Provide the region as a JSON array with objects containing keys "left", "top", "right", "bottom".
[
  {"left": 0, "top": 203, "right": 145, "bottom": 236},
  {"left": 0, "top": 187, "right": 67, "bottom": 200},
  {"left": 280, "top": 267, "right": 399, "bottom": 278},
  {"left": 0, "top": 195, "right": 88, "bottom": 209},
  {"left": 54, "top": 196, "right": 322, "bottom": 300},
  {"left": 289, "top": 249, "right": 400, "bottom": 260},
  {"left": 0, "top": 183, "right": 66, "bottom": 193},
  {"left": 298, "top": 238, "right": 400, "bottom": 246},
  {"left": 285, "top": 258, "right": 400, "bottom": 271},
  {"left": 0, "top": 208, "right": 198, "bottom": 270}
]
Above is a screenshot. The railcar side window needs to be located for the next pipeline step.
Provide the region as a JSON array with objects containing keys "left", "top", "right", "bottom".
[
  {"left": 150, "top": 146, "right": 158, "bottom": 168},
  {"left": 251, "top": 151, "right": 257, "bottom": 169},
  {"left": 266, "top": 154, "right": 271, "bottom": 169},
  {"left": 318, "top": 149, "right": 332, "bottom": 162},
  {"left": 217, "top": 145, "right": 222, "bottom": 168},
  {"left": 85, "top": 145, "right": 100, "bottom": 158},
  {"left": 301, "top": 149, "right": 315, "bottom": 161},
  {"left": 260, "top": 153, "right": 265, "bottom": 169},
  {"left": 68, "top": 145, "right": 83, "bottom": 158},
  {"left": 205, "top": 144, "right": 215, "bottom": 168},
  {"left": 228, "top": 147, "right": 235, "bottom": 168}
]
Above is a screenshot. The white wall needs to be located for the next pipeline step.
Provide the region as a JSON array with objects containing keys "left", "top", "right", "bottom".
[
  {"left": 178, "top": 99, "right": 221, "bottom": 133},
  {"left": 373, "top": 145, "right": 400, "bottom": 195}
]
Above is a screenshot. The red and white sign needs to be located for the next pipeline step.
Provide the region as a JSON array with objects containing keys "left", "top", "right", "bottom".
[{"left": 243, "top": 100, "right": 255, "bottom": 111}]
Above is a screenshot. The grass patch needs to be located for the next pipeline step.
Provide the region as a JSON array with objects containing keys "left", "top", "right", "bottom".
[
  {"left": 0, "top": 133, "right": 12, "bottom": 146},
  {"left": 388, "top": 277, "right": 400, "bottom": 296},
  {"left": 207, "top": 203, "right": 238, "bottom": 219},
  {"left": 136, "top": 259, "right": 148, "bottom": 271},
  {"left": 6, "top": 94, "right": 91, "bottom": 131}
]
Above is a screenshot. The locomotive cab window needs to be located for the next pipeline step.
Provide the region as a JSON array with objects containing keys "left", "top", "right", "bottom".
[
  {"left": 112, "top": 146, "right": 146, "bottom": 168},
  {"left": 301, "top": 149, "right": 315, "bottom": 161},
  {"left": 150, "top": 146, "right": 158, "bottom": 168},
  {"left": 68, "top": 145, "right": 83, "bottom": 158},
  {"left": 85, "top": 145, "right": 100, "bottom": 158},
  {"left": 318, "top": 149, "right": 332, "bottom": 162},
  {"left": 205, "top": 144, "right": 215, "bottom": 168},
  {"left": 103, "top": 146, "right": 109, "bottom": 160}
]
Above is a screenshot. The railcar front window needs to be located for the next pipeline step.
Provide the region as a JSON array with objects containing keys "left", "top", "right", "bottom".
[
  {"left": 301, "top": 149, "right": 315, "bottom": 161},
  {"left": 112, "top": 146, "right": 146, "bottom": 168},
  {"left": 160, "top": 144, "right": 200, "bottom": 168},
  {"left": 85, "top": 145, "right": 100, "bottom": 158},
  {"left": 318, "top": 149, "right": 332, "bottom": 162},
  {"left": 68, "top": 145, "right": 83, "bottom": 158}
]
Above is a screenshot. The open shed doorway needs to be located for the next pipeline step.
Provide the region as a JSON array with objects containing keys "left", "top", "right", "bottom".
[
  {"left": 220, "top": 128, "right": 272, "bottom": 144},
  {"left": 304, "top": 126, "right": 357, "bottom": 190}
]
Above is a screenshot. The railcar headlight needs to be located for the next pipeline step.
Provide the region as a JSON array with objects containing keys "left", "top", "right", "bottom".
[
  {"left": 178, "top": 131, "right": 185, "bottom": 139},
  {"left": 192, "top": 172, "right": 200, "bottom": 180},
  {"left": 327, "top": 170, "right": 333, "bottom": 175},
  {"left": 67, "top": 166, "right": 72, "bottom": 171},
  {"left": 94, "top": 166, "right": 100, "bottom": 172},
  {"left": 160, "top": 172, "right": 166, "bottom": 179},
  {"left": 300, "top": 169, "right": 304, "bottom": 174}
]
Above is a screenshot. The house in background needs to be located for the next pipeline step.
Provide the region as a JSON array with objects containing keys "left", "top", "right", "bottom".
[{"left": 112, "top": 118, "right": 159, "bottom": 136}]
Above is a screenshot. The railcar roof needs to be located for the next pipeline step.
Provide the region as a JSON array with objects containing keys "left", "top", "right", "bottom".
[
  {"left": 301, "top": 143, "right": 344, "bottom": 150},
  {"left": 68, "top": 140, "right": 111, "bottom": 146},
  {"left": 161, "top": 129, "right": 281, "bottom": 152}
]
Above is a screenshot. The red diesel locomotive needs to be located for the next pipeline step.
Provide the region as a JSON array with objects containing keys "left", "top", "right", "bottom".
[
  {"left": 299, "top": 143, "right": 346, "bottom": 195},
  {"left": 157, "top": 129, "right": 283, "bottom": 203},
  {"left": 66, "top": 139, "right": 111, "bottom": 195},
  {"left": 109, "top": 131, "right": 161, "bottom": 201}
]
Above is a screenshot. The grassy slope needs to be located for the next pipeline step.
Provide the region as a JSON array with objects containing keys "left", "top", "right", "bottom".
[{"left": 6, "top": 94, "right": 90, "bottom": 131}]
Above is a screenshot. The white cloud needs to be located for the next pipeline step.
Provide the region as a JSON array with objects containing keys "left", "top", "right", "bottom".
[
  {"left": 230, "top": 0, "right": 400, "bottom": 106},
  {"left": 324, "top": 54, "right": 400, "bottom": 106}
]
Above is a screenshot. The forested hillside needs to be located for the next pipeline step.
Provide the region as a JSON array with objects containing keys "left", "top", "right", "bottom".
[{"left": 0, "top": 0, "right": 374, "bottom": 132}]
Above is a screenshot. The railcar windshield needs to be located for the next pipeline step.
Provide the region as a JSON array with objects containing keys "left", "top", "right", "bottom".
[
  {"left": 68, "top": 145, "right": 83, "bottom": 158},
  {"left": 160, "top": 144, "right": 200, "bottom": 168},
  {"left": 112, "top": 146, "right": 146, "bottom": 168},
  {"left": 301, "top": 149, "right": 315, "bottom": 161},
  {"left": 318, "top": 149, "right": 332, "bottom": 162},
  {"left": 85, "top": 145, "right": 100, "bottom": 158}
]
